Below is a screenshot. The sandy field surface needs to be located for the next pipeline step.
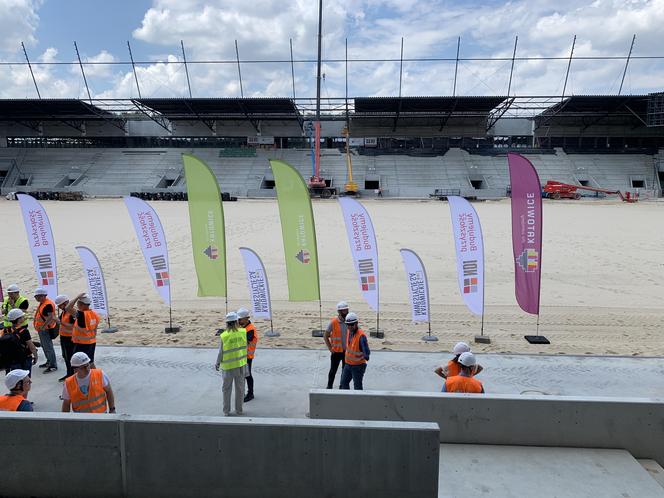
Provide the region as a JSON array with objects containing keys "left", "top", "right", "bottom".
[{"left": 1, "top": 197, "right": 662, "bottom": 356}]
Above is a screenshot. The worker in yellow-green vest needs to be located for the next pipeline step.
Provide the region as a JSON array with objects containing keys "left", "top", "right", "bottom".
[
  {"left": 215, "top": 312, "right": 247, "bottom": 416},
  {"left": 2, "top": 284, "right": 30, "bottom": 329}
]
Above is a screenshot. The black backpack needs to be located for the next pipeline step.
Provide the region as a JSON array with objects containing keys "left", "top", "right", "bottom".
[{"left": 0, "top": 330, "right": 26, "bottom": 369}]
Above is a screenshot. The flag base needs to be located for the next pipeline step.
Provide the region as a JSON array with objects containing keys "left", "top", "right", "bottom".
[
  {"left": 102, "top": 327, "right": 118, "bottom": 334},
  {"left": 265, "top": 330, "right": 281, "bottom": 337},
  {"left": 524, "top": 335, "right": 549, "bottom": 344},
  {"left": 474, "top": 335, "right": 491, "bottom": 344},
  {"left": 421, "top": 335, "right": 438, "bottom": 342},
  {"left": 370, "top": 329, "right": 385, "bottom": 339},
  {"left": 311, "top": 329, "right": 324, "bottom": 337},
  {"left": 165, "top": 326, "right": 181, "bottom": 334}
]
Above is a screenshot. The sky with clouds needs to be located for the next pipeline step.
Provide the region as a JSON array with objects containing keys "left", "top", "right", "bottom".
[{"left": 0, "top": 0, "right": 663, "bottom": 100}]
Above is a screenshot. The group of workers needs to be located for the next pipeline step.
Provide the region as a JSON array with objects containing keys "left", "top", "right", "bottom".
[
  {"left": 0, "top": 284, "right": 114, "bottom": 413},
  {"left": 2, "top": 284, "right": 484, "bottom": 414}
]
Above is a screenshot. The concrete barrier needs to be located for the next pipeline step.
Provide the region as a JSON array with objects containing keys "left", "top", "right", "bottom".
[
  {"left": 309, "top": 390, "right": 664, "bottom": 466},
  {"left": 0, "top": 412, "right": 440, "bottom": 498}
]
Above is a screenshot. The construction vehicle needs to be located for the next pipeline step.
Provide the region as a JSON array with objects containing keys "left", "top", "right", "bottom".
[
  {"left": 342, "top": 127, "right": 359, "bottom": 195},
  {"left": 542, "top": 181, "right": 638, "bottom": 202}
]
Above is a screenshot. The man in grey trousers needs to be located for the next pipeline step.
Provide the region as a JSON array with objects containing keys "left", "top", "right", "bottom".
[{"left": 215, "top": 312, "right": 247, "bottom": 416}]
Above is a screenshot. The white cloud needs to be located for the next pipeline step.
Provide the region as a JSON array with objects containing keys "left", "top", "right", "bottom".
[
  {"left": 2, "top": 0, "right": 664, "bottom": 100},
  {"left": 0, "top": 0, "right": 40, "bottom": 53}
]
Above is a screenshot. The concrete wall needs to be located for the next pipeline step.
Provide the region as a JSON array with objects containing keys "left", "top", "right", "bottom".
[
  {"left": 309, "top": 390, "right": 664, "bottom": 466},
  {"left": 0, "top": 412, "right": 439, "bottom": 498}
]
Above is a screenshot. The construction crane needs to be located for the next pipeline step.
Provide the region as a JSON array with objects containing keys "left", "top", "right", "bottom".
[
  {"left": 342, "top": 127, "right": 358, "bottom": 195},
  {"left": 542, "top": 181, "right": 638, "bottom": 202},
  {"left": 306, "top": 0, "right": 333, "bottom": 198}
]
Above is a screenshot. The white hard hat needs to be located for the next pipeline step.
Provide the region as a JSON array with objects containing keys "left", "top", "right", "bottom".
[
  {"left": 33, "top": 287, "right": 47, "bottom": 296},
  {"left": 345, "top": 312, "right": 359, "bottom": 324},
  {"left": 55, "top": 294, "right": 69, "bottom": 306},
  {"left": 7, "top": 284, "right": 19, "bottom": 293},
  {"left": 7, "top": 309, "right": 25, "bottom": 322},
  {"left": 337, "top": 301, "right": 349, "bottom": 311},
  {"left": 453, "top": 342, "right": 471, "bottom": 355},
  {"left": 458, "top": 352, "right": 477, "bottom": 367},
  {"left": 70, "top": 352, "right": 91, "bottom": 367},
  {"left": 225, "top": 312, "right": 238, "bottom": 322},
  {"left": 5, "top": 369, "right": 30, "bottom": 390},
  {"left": 78, "top": 294, "right": 92, "bottom": 305},
  {"left": 236, "top": 308, "right": 250, "bottom": 319}
]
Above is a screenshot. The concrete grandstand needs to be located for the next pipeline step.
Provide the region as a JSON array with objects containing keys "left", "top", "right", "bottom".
[{"left": 0, "top": 95, "right": 662, "bottom": 198}]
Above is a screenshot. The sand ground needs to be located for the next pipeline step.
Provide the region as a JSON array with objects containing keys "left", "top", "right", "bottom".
[{"left": 1, "top": 197, "right": 662, "bottom": 356}]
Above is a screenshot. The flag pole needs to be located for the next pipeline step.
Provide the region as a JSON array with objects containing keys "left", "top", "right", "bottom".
[{"left": 165, "top": 302, "right": 180, "bottom": 333}]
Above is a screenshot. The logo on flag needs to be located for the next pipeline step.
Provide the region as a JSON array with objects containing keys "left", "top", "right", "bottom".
[
  {"left": 203, "top": 245, "right": 219, "bottom": 260},
  {"left": 517, "top": 249, "right": 539, "bottom": 272},
  {"left": 40, "top": 270, "right": 55, "bottom": 286},
  {"left": 155, "top": 271, "right": 170, "bottom": 287},
  {"left": 295, "top": 249, "right": 310, "bottom": 264},
  {"left": 463, "top": 277, "right": 478, "bottom": 294},
  {"left": 361, "top": 275, "right": 376, "bottom": 291}
]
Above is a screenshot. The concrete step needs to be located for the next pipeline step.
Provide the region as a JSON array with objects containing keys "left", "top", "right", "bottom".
[{"left": 439, "top": 444, "right": 664, "bottom": 498}]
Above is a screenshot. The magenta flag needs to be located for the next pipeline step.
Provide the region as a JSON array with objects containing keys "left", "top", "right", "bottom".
[{"left": 508, "top": 153, "right": 542, "bottom": 315}]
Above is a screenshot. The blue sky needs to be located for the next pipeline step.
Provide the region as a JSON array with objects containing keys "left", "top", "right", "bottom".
[{"left": 0, "top": 0, "right": 663, "bottom": 99}]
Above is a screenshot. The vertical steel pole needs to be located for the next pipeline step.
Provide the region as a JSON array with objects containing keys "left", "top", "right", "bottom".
[
  {"left": 21, "top": 42, "right": 41, "bottom": 99},
  {"left": 398, "top": 37, "right": 404, "bottom": 97},
  {"left": 618, "top": 34, "right": 636, "bottom": 95},
  {"left": 507, "top": 36, "right": 518, "bottom": 96},
  {"left": 74, "top": 41, "right": 93, "bottom": 104},
  {"left": 235, "top": 40, "right": 244, "bottom": 98},
  {"left": 127, "top": 41, "right": 142, "bottom": 98},
  {"left": 561, "top": 35, "right": 576, "bottom": 100},
  {"left": 452, "top": 37, "right": 461, "bottom": 96},
  {"left": 181, "top": 40, "right": 193, "bottom": 98},
  {"left": 290, "top": 38, "right": 296, "bottom": 99}
]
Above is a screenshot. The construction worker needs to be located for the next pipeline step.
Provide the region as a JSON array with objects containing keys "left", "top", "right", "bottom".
[
  {"left": 1, "top": 309, "right": 38, "bottom": 375},
  {"left": 55, "top": 295, "right": 76, "bottom": 380},
  {"left": 340, "top": 312, "right": 370, "bottom": 390},
  {"left": 2, "top": 284, "right": 30, "bottom": 329},
  {"left": 33, "top": 287, "right": 58, "bottom": 373},
  {"left": 324, "top": 301, "right": 349, "bottom": 389},
  {"left": 434, "top": 342, "right": 483, "bottom": 379},
  {"left": 61, "top": 352, "right": 115, "bottom": 413},
  {"left": 0, "top": 369, "right": 32, "bottom": 411},
  {"left": 237, "top": 308, "right": 257, "bottom": 402},
  {"left": 215, "top": 312, "right": 247, "bottom": 416},
  {"left": 65, "top": 293, "right": 100, "bottom": 367},
  {"left": 443, "top": 352, "right": 485, "bottom": 394}
]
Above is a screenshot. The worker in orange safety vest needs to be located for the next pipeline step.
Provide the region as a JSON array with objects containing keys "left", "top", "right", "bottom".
[
  {"left": 0, "top": 369, "right": 33, "bottom": 412},
  {"left": 323, "top": 301, "right": 350, "bottom": 389},
  {"left": 434, "top": 342, "right": 483, "bottom": 380},
  {"left": 237, "top": 308, "right": 258, "bottom": 402},
  {"left": 65, "top": 293, "right": 100, "bottom": 368},
  {"left": 61, "top": 352, "right": 115, "bottom": 414},
  {"left": 339, "top": 312, "right": 370, "bottom": 390},
  {"left": 443, "top": 352, "right": 485, "bottom": 394}
]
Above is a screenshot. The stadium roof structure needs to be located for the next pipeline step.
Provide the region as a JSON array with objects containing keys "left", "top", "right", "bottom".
[
  {"left": 534, "top": 95, "right": 653, "bottom": 129},
  {"left": 352, "top": 96, "right": 511, "bottom": 131},
  {"left": 0, "top": 98, "right": 124, "bottom": 132},
  {"left": 132, "top": 97, "right": 302, "bottom": 133}
]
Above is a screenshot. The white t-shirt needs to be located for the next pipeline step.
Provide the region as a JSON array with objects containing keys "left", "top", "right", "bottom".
[{"left": 62, "top": 371, "right": 110, "bottom": 400}]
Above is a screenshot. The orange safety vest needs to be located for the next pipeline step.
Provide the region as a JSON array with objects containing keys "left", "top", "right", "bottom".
[
  {"left": 0, "top": 394, "right": 25, "bottom": 411},
  {"left": 246, "top": 323, "right": 259, "bottom": 359},
  {"left": 344, "top": 329, "right": 367, "bottom": 365},
  {"left": 65, "top": 369, "right": 108, "bottom": 413},
  {"left": 59, "top": 310, "right": 74, "bottom": 338},
  {"left": 447, "top": 360, "right": 461, "bottom": 378},
  {"left": 34, "top": 298, "right": 56, "bottom": 332},
  {"left": 72, "top": 309, "right": 100, "bottom": 345},
  {"left": 328, "top": 317, "right": 345, "bottom": 353},
  {"left": 445, "top": 375, "right": 484, "bottom": 394}
]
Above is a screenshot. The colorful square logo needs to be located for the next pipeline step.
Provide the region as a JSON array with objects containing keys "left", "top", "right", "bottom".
[
  {"left": 40, "top": 271, "right": 54, "bottom": 286},
  {"left": 361, "top": 275, "right": 376, "bottom": 291},
  {"left": 517, "top": 249, "right": 539, "bottom": 273},
  {"left": 463, "top": 277, "right": 478, "bottom": 294},
  {"left": 155, "top": 271, "right": 170, "bottom": 287}
]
